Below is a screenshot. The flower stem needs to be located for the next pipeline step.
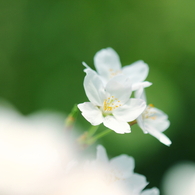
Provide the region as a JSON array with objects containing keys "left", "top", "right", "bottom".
[
  {"left": 87, "top": 125, "right": 99, "bottom": 137},
  {"left": 86, "top": 129, "right": 112, "bottom": 146},
  {"left": 77, "top": 127, "right": 111, "bottom": 149},
  {"left": 65, "top": 104, "right": 79, "bottom": 129},
  {"left": 77, "top": 125, "right": 99, "bottom": 149},
  {"left": 91, "top": 129, "right": 112, "bottom": 141},
  {"left": 128, "top": 120, "right": 137, "bottom": 126}
]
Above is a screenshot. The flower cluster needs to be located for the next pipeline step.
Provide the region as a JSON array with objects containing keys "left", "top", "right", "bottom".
[
  {"left": 0, "top": 106, "right": 159, "bottom": 195},
  {"left": 78, "top": 48, "right": 171, "bottom": 146}
]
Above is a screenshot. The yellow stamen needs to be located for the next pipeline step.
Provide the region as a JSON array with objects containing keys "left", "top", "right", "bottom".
[{"left": 103, "top": 96, "right": 122, "bottom": 112}]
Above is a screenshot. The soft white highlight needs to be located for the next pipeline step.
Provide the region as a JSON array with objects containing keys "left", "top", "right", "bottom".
[
  {"left": 162, "top": 162, "right": 195, "bottom": 195},
  {"left": 0, "top": 107, "right": 76, "bottom": 195}
]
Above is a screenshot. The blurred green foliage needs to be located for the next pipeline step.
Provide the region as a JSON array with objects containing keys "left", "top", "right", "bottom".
[{"left": 1, "top": 0, "right": 195, "bottom": 191}]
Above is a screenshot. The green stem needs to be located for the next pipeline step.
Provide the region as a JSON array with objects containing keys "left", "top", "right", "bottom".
[
  {"left": 89, "top": 129, "right": 112, "bottom": 144},
  {"left": 65, "top": 104, "right": 79, "bottom": 129},
  {"left": 128, "top": 120, "right": 137, "bottom": 126},
  {"left": 77, "top": 127, "right": 112, "bottom": 149},
  {"left": 87, "top": 125, "right": 99, "bottom": 137},
  {"left": 77, "top": 125, "right": 99, "bottom": 149}
]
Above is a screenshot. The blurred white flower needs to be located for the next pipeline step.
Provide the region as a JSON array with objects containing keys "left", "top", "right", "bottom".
[
  {"left": 93, "top": 145, "right": 160, "bottom": 195},
  {"left": 58, "top": 166, "right": 129, "bottom": 195},
  {"left": 83, "top": 47, "right": 152, "bottom": 91},
  {"left": 141, "top": 187, "right": 160, "bottom": 195},
  {"left": 78, "top": 68, "right": 146, "bottom": 133},
  {"left": 135, "top": 88, "right": 171, "bottom": 146},
  {"left": 0, "top": 106, "right": 76, "bottom": 195},
  {"left": 0, "top": 106, "right": 160, "bottom": 195},
  {"left": 57, "top": 145, "right": 159, "bottom": 195},
  {"left": 162, "top": 162, "right": 195, "bottom": 195}
]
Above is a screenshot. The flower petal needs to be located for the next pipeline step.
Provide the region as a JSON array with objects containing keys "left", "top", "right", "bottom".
[
  {"left": 103, "top": 115, "right": 131, "bottom": 134},
  {"left": 94, "top": 48, "right": 121, "bottom": 81},
  {"left": 137, "top": 115, "right": 147, "bottom": 133},
  {"left": 150, "top": 107, "right": 169, "bottom": 120},
  {"left": 82, "top": 61, "right": 91, "bottom": 70},
  {"left": 145, "top": 125, "right": 172, "bottom": 146},
  {"left": 122, "top": 60, "right": 149, "bottom": 83},
  {"left": 110, "top": 155, "right": 135, "bottom": 178},
  {"left": 134, "top": 87, "right": 147, "bottom": 102},
  {"left": 145, "top": 118, "right": 170, "bottom": 132},
  {"left": 83, "top": 68, "right": 106, "bottom": 106},
  {"left": 141, "top": 187, "right": 160, "bottom": 195},
  {"left": 124, "top": 174, "right": 148, "bottom": 194},
  {"left": 113, "top": 98, "right": 146, "bottom": 122},
  {"left": 77, "top": 102, "right": 103, "bottom": 126},
  {"left": 132, "top": 81, "right": 152, "bottom": 91},
  {"left": 96, "top": 145, "right": 109, "bottom": 163},
  {"left": 105, "top": 75, "right": 132, "bottom": 104}
]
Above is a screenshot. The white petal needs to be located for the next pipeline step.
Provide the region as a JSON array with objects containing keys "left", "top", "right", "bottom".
[
  {"left": 105, "top": 75, "right": 132, "bottom": 104},
  {"left": 146, "top": 118, "right": 170, "bottom": 132},
  {"left": 137, "top": 115, "right": 147, "bottom": 133},
  {"left": 122, "top": 60, "right": 149, "bottom": 83},
  {"left": 141, "top": 187, "right": 160, "bottom": 195},
  {"left": 144, "top": 107, "right": 170, "bottom": 132},
  {"left": 110, "top": 155, "right": 135, "bottom": 178},
  {"left": 77, "top": 102, "right": 103, "bottom": 126},
  {"left": 103, "top": 115, "right": 131, "bottom": 134},
  {"left": 145, "top": 125, "right": 172, "bottom": 146},
  {"left": 113, "top": 98, "right": 146, "bottom": 122},
  {"left": 84, "top": 68, "right": 106, "bottom": 106},
  {"left": 150, "top": 107, "right": 169, "bottom": 120},
  {"left": 124, "top": 174, "right": 148, "bottom": 194},
  {"left": 132, "top": 81, "right": 152, "bottom": 91},
  {"left": 96, "top": 145, "right": 109, "bottom": 163},
  {"left": 82, "top": 61, "right": 91, "bottom": 70},
  {"left": 135, "top": 87, "right": 147, "bottom": 104},
  {"left": 94, "top": 48, "right": 121, "bottom": 81}
]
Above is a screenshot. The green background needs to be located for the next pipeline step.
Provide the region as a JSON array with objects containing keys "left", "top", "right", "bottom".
[{"left": 1, "top": 0, "right": 195, "bottom": 193}]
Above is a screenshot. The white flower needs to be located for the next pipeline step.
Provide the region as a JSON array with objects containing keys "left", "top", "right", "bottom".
[
  {"left": 59, "top": 145, "right": 159, "bottom": 195},
  {"left": 135, "top": 88, "right": 171, "bottom": 146},
  {"left": 0, "top": 106, "right": 76, "bottom": 195},
  {"left": 78, "top": 68, "right": 146, "bottom": 134},
  {"left": 59, "top": 165, "right": 129, "bottom": 195},
  {"left": 83, "top": 47, "right": 152, "bottom": 91},
  {"left": 94, "top": 145, "right": 160, "bottom": 195}
]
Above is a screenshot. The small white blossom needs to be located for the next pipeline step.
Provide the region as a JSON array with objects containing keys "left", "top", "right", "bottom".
[
  {"left": 83, "top": 47, "right": 152, "bottom": 91},
  {"left": 135, "top": 88, "right": 171, "bottom": 146},
  {"left": 78, "top": 68, "right": 146, "bottom": 134}
]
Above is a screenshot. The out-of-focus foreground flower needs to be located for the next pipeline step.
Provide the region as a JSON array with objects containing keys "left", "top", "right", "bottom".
[
  {"left": 0, "top": 105, "right": 160, "bottom": 195},
  {"left": 162, "top": 161, "right": 195, "bottom": 195},
  {"left": 94, "top": 145, "right": 160, "bottom": 195},
  {"left": 60, "top": 145, "right": 159, "bottom": 195},
  {"left": 0, "top": 106, "right": 76, "bottom": 195}
]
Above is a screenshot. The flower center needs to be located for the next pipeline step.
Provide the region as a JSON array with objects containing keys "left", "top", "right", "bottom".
[
  {"left": 103, "top": 96, "right": 122, "bottom": 113},
  {"left": 143, "top": 104, "right": 156, "bottom": 120},
  {"left": 109, "top": 69, "right": 122, "bottom": 78},
  {"left": 105, "top": 168, "right": 124, "bottom": 185}
]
